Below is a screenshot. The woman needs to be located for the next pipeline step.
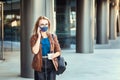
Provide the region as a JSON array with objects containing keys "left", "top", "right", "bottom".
[{"left": 30, "top": 16, "right": 61, "bottom": 80}]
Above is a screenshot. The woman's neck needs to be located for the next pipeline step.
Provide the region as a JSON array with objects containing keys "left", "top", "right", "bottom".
[{"left": 41, "top": 32, "right": 47, "bottom": 38}]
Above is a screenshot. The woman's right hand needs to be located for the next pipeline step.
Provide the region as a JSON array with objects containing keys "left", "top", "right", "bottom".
[
  {"left": 37, "top": 27, "right": 41, "bottom": 38},
  {"left": 32, "top": 27, "right": 41, "bottom": 54}
]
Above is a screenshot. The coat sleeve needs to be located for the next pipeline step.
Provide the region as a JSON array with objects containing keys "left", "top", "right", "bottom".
[{"left": 30, "top": 34, "right": 38, "bottom": 54}]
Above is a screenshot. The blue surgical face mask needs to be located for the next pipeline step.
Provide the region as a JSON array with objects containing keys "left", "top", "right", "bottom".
[{"left": 40, "top": 26, "right": 48, "bottom": 32}]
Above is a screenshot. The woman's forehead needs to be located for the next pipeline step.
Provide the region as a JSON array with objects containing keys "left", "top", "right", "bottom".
[{"left": 39, "top": 19, "right": 48, "bottom": 23}]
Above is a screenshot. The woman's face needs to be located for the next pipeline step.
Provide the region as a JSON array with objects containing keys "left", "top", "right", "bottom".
[
  {"left": 39, "top": 19, "right": 48, "bottom": 27},
  {"left": 39, "top": 19, "right": 49, "bottom": 32}
]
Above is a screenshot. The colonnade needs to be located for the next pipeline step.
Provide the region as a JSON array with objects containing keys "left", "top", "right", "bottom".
[{"left": 21, "top": 0, "right": 120, "bottom": 78}]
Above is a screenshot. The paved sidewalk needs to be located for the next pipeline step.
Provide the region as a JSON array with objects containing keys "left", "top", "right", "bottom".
[
  {"left": 0, "top": 36, "right": 120, "bottom": 80},
  {"left": 0, "top": 49, "right": 120, "bottom": 80},
  {"left": 58, "top": 49, "right": 120, "bottom": 80}
]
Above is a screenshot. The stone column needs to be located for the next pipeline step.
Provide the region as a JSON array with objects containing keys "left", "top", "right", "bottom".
[
  {"left": 109, "top": 0, "right": 118, "bottom": 39},
  {"left": 21, "top": 0, "right": 55, "bottom": 78},
  {"left": 56, "top": 0, "right": 71, "bottom": 48},
  {"left": 96, "top": 0, "right": 109, "bottom": 44},
  {"left": 76, "top": 0, "right": 95, "bottom": 53},
  {"left": 118, "top": 11, "right": 120, "bottom": 36},
  {"left": 46, "top": 0, "right": 56, "bottom": 33},
  {"left": 21, "top": 0, "right": 34, "bottom": 78},
  {"left": 32, "top": 0, "right": 46, "bottom": 23},
  {"left": 116, "top": 0, "right": 120, "bottom": 36},
  {"left": 33, "top": 0, "right": 55, "bottom": 33}
]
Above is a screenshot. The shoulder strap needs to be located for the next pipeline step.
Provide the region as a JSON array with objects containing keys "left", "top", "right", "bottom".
[
  {"left": 52, "top": 34, "right": 54, "bottom": 39},
  {"left": 50, "top": 34, "right": 54, "bottom": 53}
]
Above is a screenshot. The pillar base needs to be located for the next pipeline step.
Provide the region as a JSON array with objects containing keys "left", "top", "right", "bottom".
[
  {"left": 117, "top": 33, "right": 120, "bottom": 36},
  {"left": 21, "top": 72, "right": 34, "bottom": 78}
]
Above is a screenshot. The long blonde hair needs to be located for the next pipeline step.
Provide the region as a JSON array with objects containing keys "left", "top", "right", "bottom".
[{"left": 33, "top": 16, "right": 50, "bottom": 35}]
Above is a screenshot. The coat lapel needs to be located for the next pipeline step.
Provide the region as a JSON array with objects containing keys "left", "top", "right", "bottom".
[{"left": 47, "top": 33, "right": 54, "bottom": 53}]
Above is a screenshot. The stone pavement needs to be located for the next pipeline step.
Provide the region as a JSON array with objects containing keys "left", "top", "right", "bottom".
[
  {"left": 0, "top": 37, "right": 120, "bottom": 80},
  {"left": 58, "top": 49, "right": 120, "bottom": 80},
  {"left": 0, "top": 49, "right": 120, "bottom": 80}
]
